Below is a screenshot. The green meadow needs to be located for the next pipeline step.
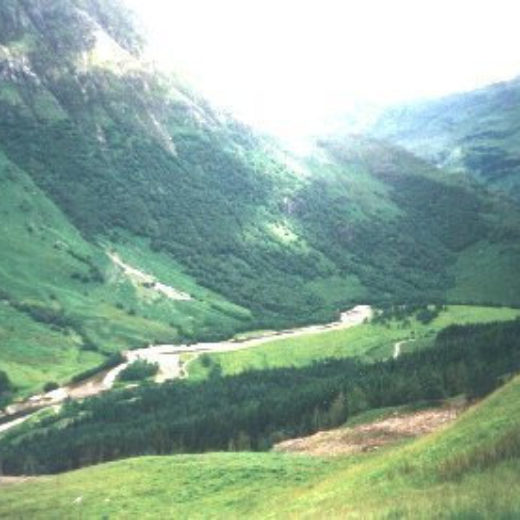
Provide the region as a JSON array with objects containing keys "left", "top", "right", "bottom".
[
  {"left": 448, "top": 240, "right": 520, "bottom": 306},
  {"left": 187, "top": 305, "right": 520, "bottom": 380}
]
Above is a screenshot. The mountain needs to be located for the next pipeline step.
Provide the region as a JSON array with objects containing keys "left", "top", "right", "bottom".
[
  {"left": 368, "top": 77, "right": 520, "bottom": 201},
  {"left": 0, "top": 0, "right": 352, "bottom": 331},
  {"left": 0, "top": 0, "right": 520, "bottom": 396}
]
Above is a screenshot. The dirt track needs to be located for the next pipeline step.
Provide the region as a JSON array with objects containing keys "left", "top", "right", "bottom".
[{"left": 108, "top": 252, "right": 191, "bottom": 301}]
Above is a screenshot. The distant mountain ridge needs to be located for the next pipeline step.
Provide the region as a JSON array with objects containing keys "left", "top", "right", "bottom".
[{"left": 368, "top": 77, "right": 520, "bottom": 200}]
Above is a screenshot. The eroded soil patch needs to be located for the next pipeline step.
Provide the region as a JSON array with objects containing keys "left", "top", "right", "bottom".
[
  {"left": 0, "top": 476, "right": 40, "bottom": 487},
  {"left": 274, "top": 405, "right": 462, "bottom": 456}
]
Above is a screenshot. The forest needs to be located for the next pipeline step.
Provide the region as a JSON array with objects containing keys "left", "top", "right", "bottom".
[{"left": 1, "top": 318, "right": 518, "bottom": 475}]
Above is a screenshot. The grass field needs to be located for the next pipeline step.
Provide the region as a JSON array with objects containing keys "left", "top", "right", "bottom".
[
  {"left": 188, "top": 305, "right": 520, "bottom": 380},
  {"left": 1, "top": 373, "right": 518, "bottom": 518}
]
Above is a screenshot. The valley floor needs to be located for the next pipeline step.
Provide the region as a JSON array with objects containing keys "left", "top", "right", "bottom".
[
  {"left": 0, "top": 306, "right": 372, "bottom": 431},
  {"left": 1, "top": 304, "right": 518, "bottom": 435}
]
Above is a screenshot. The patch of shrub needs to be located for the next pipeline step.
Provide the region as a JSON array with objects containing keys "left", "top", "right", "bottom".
[
  {"left": 117, "top": 359, "right": 159, "bottom": 382},
  {"left": 43, "top": 382, "right": 59, "bottom": 393}
]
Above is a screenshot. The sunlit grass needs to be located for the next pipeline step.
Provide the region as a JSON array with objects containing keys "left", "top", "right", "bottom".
[
  {"left": 188, "top": 305, "right": 520, "bottom": 380},
  {"left": 448, "top": 240, "right": 520, "bottom": 306}
]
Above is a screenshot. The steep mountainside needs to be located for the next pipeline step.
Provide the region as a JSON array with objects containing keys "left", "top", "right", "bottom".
[
  {"left": 0, "top": 0, "right": 355, "bottom": 331},
  {"left": 369, "top": 77, "right": 520, "bottom": 200},
  {"left": 0, "top": 149, "right": 250, "bottom": 395},
  {"left": 1, "top": 0, "right": 520, "bottom": 394}
]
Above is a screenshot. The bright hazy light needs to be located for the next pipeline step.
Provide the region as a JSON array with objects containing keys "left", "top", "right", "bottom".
[{"left": 125, "top": 0, "right": 520, "bottom": 137}]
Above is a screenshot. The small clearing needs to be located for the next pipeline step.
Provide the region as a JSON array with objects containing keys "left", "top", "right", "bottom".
[{"left": 273, "top": 405, "right": 462, "bottom": 456}]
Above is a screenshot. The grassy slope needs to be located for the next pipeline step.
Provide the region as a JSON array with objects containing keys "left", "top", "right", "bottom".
[
  {"left": 285, "top": 372, "right": 520, "bottom": 518},
  {"left": 0, "top": 305, "right": 103, "bottom": 396},
  {"left": 1, "top": 373, "right": 519, "bottom": 518},
  {"left": 0, "top": 154, "right": 249, "bottom": 395},
  {"left": 104, "top": 235, "right": 252, "bottom": 340},
  {"left": 448, "top": 240, "right": 520, "bottom": 305},
  {"left": 188, "top": 305, "right": 520, "bottom": 380}
]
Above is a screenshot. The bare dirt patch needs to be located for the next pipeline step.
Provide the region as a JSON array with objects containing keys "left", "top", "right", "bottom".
[
  {"left": 273, "top": 406, "right": 462, "bottom": 456},
  {"left": 108, "top": 251, "right": 191, "bottom": 301},
  {"left": 0, "top": 476, "right": 39, "bottom": 486}
]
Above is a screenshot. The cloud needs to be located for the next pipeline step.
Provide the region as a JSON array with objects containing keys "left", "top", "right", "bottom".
[{"left": 124, "top": 0, "right": 520, "bottom": 136}]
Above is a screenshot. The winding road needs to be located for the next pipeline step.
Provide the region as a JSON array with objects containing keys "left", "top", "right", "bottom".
[
  {"left": 101, "top": 304, "right": 373, "bottom": 385},
  {"left": 0, "top": 305, "right": 372, "bottom": 433}
]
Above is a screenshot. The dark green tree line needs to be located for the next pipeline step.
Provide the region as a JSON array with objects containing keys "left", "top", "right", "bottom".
[{"left": 1, "top": 319, "right": 519, "bottom": 474}]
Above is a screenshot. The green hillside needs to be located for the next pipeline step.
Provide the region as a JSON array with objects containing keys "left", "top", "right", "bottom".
[
  {"left": 0, "top": 0, "right": 345, "bottom": 329},
  {"left": 299, "top": 135, "right": 520, "bottom": 306},
  {"left": 1, "top": 0, "right": 518, "bottom": 341},
  {"left": 1, "top": 368, "right": 519, "bottom": 518},
  {"left": 0, "top": 149, "right": 250, "bottom": 395},
  {"left": 369, "top": 77, "right": 520, "bottom": 200}
]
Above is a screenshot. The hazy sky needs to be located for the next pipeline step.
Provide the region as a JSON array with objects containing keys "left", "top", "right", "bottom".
[{"left": 124, "top": 0, "right": 520, "bottom": 137}]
